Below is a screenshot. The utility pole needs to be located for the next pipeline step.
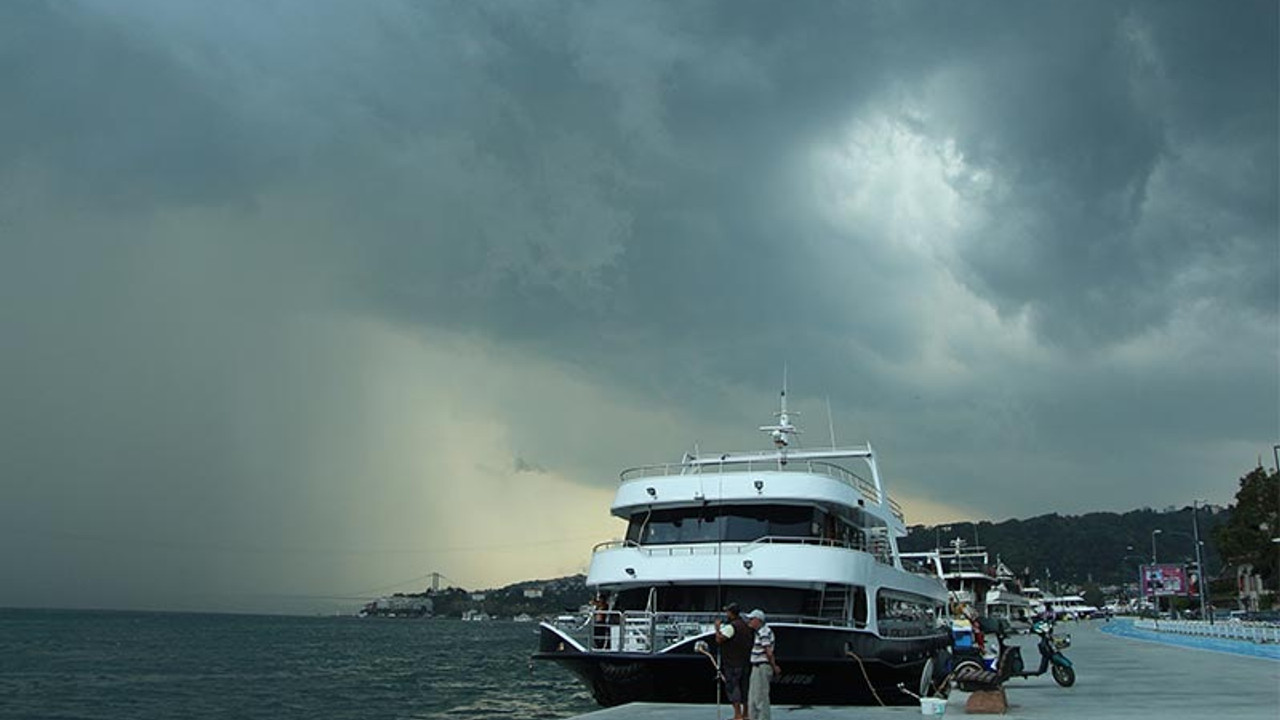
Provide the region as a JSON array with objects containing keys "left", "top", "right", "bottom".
[{"left": 1150, "top": 529, "right": 1163, "bottom": 617}]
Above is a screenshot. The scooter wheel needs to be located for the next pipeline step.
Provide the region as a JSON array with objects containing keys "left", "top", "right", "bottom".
[
  {"left": 1052, "top": 663, "right": 1075, "bottom": 687},
  {"left": 951, "top": 660, "right": 990, "bottom": 693}
]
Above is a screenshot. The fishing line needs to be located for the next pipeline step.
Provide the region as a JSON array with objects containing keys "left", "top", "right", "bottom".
[{"left": 715, "top": 463, "right": 725, "bottom": 720}]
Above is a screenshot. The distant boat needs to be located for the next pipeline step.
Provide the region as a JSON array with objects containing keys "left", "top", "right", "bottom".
[
  {"left": 513, "top": 613, "right": 534, "bottom": 622},
  {"left": 1041, "top": 594, "right": 1099, "bottom": 619},
  {"left": 461, "top": 609, "right": 492, "bottom": 622}
]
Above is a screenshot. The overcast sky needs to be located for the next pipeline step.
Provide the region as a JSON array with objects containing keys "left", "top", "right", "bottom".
[{"left": 2, "top": 0, "right": 1275, "bottom": 613}]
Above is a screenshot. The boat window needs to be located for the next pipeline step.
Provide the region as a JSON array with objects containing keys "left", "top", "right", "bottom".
[
  {"left": 723, "top": 508, "right": 767, "bottom": 541},
  {"left": 852, "top": 586, "right": 868, "bottom": 628},
  {"left": 625, "top": 509, "right": 650, "bottom": 544},
  {"left": 625, "top": 505, "right": 823, "bottom": 545},
  {"left": 614, "top": 585, "right": 808, "bottom": 615},
  {"left": 875, "top": 590, "right": 944, "bottom": 638},
  {"left": 765, "top": 505, "right": 815, "bottom": 537}
]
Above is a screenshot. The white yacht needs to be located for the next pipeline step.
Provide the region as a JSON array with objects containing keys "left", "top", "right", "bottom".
[
  {"left": 1041, "top": 593, "right": 1099, "bottom": 619},
  {"left": 901, "top": 540, "right": 1001, "bottom": 614},
  {"left": 984, "top": 560, "right": 1033, "bottom": 625},
  {"left": 534, "top": 388, "right": 951, "bottom": 706}
]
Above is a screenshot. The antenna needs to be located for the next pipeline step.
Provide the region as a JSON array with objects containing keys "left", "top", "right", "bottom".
[{"left": 826, "top": 396, "right": 836, "bottom": 448}]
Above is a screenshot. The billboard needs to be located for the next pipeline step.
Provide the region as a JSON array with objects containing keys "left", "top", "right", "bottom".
[{"left": 1140, "top": 564, "right": 1189, "bottom": 597}]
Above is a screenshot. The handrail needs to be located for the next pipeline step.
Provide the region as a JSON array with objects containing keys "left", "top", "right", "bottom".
[
  {"left": 592, "top": 535, "right": 895, "bottom": 565},
  {"left": 1134, "top": 619, "right": 1280, "bottom": 644},
  {"left": 593, "top": 539, "right": 641, "bottom": 553},
  {"left": 595, "top": 535, "right": 858, "bottom": 553},
  {"left": 619, "top": 459, "right": 904, "bottom": 522},
  {"left": 558, "top": 608, "right": 946, "bottom": 653}
]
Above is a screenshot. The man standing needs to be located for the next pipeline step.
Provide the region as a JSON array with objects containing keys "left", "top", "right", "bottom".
[
  {"left": 714, "top": 603, "right": 753, "bottom": 720},
  {"left": 745, "top": 609, "right": 780, "bottom": 720}
]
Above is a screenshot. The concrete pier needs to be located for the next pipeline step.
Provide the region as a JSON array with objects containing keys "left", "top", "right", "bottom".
[{"left": 563, "top": 619, "right": 1279, "bottom": 719}]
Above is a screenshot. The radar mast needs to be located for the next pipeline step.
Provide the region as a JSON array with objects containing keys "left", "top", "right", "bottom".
[{"left": 759, "top": 365, "right": 800, "bottom": 449}]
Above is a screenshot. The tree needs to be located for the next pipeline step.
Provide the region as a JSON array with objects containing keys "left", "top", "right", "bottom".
[
  {"left": 1212, "top": 466, "right": 1279, "bottom": 589},
  {"left": 1080, "top": 582, "right": 1104, "bottom": 610}
]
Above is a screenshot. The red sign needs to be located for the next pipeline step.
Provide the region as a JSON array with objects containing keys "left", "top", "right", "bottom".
[{"left": 1140, "top": 564, "right": 1189, "bottom": 597}]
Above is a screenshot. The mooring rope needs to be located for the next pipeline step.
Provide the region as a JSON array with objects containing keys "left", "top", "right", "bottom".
[{"left": 845, "top": 650, "right": 887, "bottom": 707}]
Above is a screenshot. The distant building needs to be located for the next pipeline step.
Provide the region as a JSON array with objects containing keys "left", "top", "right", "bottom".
[
  {"left": 470, "top": 593, "right": 487, "bottom": 602},
  {"left": 523, "top": 588, "right": 544, "bottom": 599}
]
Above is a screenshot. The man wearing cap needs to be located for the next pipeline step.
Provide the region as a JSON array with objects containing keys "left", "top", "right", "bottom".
[
  {"left": 714, "top": 603, "right": 753, "bottom": 720},
  {"left": 745, "top": 609, "right": 780, "bottom": 720}
]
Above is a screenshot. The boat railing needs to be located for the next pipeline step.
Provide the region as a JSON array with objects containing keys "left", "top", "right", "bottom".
[
  {"left": 899, "top": 553, "right": 944, "bottom": 578},
  {"left": 618, "top": 459, "right": 902, "bottom": 521},
  {"left": 567, "top": 609, "right": 855, "bottom": 653},
  {"left": 592, "top": 535, "right": 894, "bottom": 565}
]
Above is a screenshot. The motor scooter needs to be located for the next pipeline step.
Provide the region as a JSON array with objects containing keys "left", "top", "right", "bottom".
[
  {"left": 1005, "top": 620, "right": 1075, "bottom": 687},
  {"left": 950, "top": 617, "right": 1074, "bottom": 690}
]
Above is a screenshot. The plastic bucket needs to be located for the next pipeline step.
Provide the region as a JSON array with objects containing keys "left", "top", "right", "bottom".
[{"left": 920, "top": 697, "right": 947, "bottom": 716}]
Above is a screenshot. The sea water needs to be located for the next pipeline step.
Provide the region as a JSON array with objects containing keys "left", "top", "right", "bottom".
[{"left": 0, "top": 609, "right": 596, "bottom": 719}]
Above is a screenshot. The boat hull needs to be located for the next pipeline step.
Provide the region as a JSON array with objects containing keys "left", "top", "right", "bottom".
[{"left": 534, "top": 622, "right": 951, "bottom": 707}]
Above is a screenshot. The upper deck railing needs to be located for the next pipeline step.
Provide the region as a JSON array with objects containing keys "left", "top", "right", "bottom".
[{"left": 619, "top": 458, "right": 903, "bottom": 522}]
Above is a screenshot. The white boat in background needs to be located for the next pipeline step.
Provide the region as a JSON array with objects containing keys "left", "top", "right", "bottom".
[
  {"left": 901, "top": 540, "right": 1000, "bottom": 615},
  {"left": 1021, "top": 587, "right": 1098, "bottom": 619},
  {"left": 900, "top": 547, "right": 1034, "bottom": 628},
  {"left": 984, "top": 560, "right": 1033, "bottom": 626},
  {"left": 1042, "top": 594, "right": 1099, "bottom": 619},
  {"left": 1023, "top": 585, "right": 1046, "bottom": 613},
  {"left": 534, "top": 384, "right": 951, "bottom": 707}
]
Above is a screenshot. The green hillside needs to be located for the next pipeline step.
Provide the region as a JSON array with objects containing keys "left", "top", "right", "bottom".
[{"left": 899, "top": 505, "right": 1227, "bottom": 588}]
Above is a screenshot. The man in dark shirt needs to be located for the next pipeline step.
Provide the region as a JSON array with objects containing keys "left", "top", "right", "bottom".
[{"left": 714, "top": 603, "right": 754, "bottom": 720}]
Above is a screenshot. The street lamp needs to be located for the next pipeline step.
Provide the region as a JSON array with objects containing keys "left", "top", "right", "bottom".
[
  {"left": 1160, "top": 527, "right": 1208, "bottom": 620},
  {"left": 1121, "top": 548, "right": 1148, "bottom": 606},
  {"left": 1192, "top": 500, "right": 1210, "bottom": 624},
  {"left": 1149, "top": 529, "right": 1163, "bottom": 617}
]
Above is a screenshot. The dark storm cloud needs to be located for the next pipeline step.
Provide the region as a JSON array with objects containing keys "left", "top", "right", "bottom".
[
  {"left": 0, "top": 3, "right": 275, "bottom": 208},
  {"left": 1, "top": 0, "right": 1274, "bottom": 610},
  {"left": 912, "top": 2, "right": 1279, "bottom": 346}
]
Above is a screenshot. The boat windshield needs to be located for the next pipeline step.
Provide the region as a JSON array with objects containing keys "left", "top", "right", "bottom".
[{"left": 626, "top": 504, "right": 864, "bottom": 545}]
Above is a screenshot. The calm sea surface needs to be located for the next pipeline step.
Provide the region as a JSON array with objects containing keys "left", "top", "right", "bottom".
[{"left": 0, "top": 609, "right": 597, "bottom": 720}]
